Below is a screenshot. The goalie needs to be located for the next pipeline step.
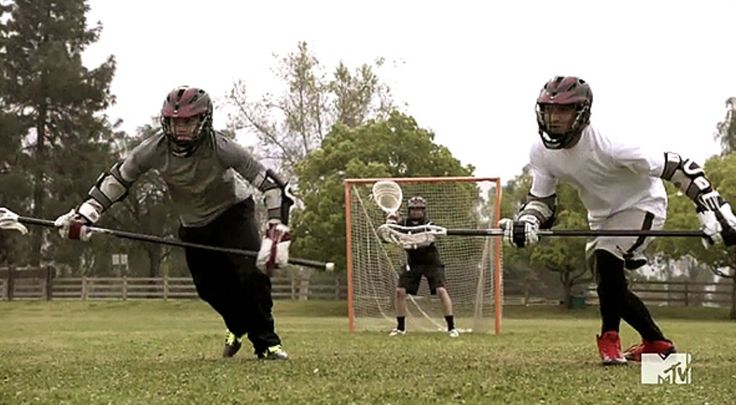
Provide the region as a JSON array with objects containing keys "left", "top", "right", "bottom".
[
  {"left": 379, "top": 196, "right": 459, "bottom": 338},
  {"left": 501, "top": 76, "right": 736, "bottom": 366}
]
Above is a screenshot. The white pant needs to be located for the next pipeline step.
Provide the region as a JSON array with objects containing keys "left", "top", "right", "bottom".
[{"left": 585, "top": 209, "right": 665, "bottom": 266}]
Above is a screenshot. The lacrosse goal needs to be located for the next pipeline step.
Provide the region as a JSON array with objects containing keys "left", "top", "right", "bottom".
[{"left": 344, "top": 177, "right": 504, "bottom": 334}]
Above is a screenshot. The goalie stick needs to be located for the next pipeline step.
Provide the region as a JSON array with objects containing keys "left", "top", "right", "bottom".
[{"left": 0, "top": 207, "right": 335, "bottom": 271}]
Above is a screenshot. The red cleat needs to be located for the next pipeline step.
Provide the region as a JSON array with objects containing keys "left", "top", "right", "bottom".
[
  {"left": 596, "top": 331, "right": 627, "bottom": 366},
  {"left": 624, "top": 339, "right": 676, "bottom": 362}
]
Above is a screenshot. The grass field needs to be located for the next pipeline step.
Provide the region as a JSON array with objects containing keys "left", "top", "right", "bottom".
[{"left": 1, "top": 300, "right": 735, "bottom": 404}]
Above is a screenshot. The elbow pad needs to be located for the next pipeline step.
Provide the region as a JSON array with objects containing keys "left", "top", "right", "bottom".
[
  {"left": 257, "top": 169, "right": 295, "bottom": 225},
  {"left": 86, "top": 162, "right": 132, "bottom": 211},
  {"left": 661, "top": 152, "right": 722, "bottom": 211}
]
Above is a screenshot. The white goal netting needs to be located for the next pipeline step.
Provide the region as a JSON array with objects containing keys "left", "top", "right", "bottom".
[{"left": 345, "top": 177, "right": 503, "bottom": 334}]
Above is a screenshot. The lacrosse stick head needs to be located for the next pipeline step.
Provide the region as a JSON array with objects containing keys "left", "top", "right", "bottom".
[
  {"left": 0, "top": 207, "right": 28, "bottom": 234},
  {"left": 372, "top": 180, "right": 403, "bottom": 214}
]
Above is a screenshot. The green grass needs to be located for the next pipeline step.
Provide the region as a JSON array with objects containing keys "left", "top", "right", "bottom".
[{"left": 1, "top": 301, "right": 735, "bottom": 404}]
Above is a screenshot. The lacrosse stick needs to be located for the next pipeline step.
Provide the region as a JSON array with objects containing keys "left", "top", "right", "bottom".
[
  {"left": 0, "top": 207, "right": 335, "bottom": 271},
  {"left": 383, "top": 223, "right": 706, "bottom": 238}
]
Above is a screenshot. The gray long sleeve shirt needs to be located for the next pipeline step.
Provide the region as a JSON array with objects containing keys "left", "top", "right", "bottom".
[{"left": 115, "top": 131, "right": 268, "bottom": 227}]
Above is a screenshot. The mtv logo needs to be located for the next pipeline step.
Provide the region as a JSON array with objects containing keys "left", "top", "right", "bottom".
[{"left": 641, "top": 353, "right": 692, "bottom": 384}]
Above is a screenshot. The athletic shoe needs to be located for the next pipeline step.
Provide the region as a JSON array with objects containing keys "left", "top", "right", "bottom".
[
  {"left": 258, "top": 345, "right": 289, "bottom": 360},
  {"left": 223, "top": 330, "right": 242, "bottom": 358},
  {"left": 596, "top": 331, "right": 627, "bottom": 366},
  {"left": 624, "top": 339, "right": 676, "bottom": 362},
  {"left": 448, "top": 329, "right": 460, "bottom": 338},
  {"left": 388, "top": 328, "right": 406, "bottom": 337}
]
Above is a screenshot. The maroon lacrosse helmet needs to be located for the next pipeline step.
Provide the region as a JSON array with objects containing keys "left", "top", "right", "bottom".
[
  {"left": 160, "top": 86, "right": 213, "bottom": 156},
  {"left": 535, "top": 76, "right": 593, "bottom": 149}
]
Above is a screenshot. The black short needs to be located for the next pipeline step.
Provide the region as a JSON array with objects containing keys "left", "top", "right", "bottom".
[{"left": 398, "top": 265, "right": 446, "bottom": 295}]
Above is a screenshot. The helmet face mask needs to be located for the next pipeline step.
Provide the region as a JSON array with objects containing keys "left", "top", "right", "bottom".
[
  {"left": 161, "top": 86, "right": 213, "bottom": 156},
  {"left": 408, "top": 207, "right": 425, "bottom": 221},
  {"left": 536, "top": 76, "right": 593, "bottom": 149},
  {"left": 539, "top": 104, "right": 577, "bottom": 135},
  {"left": 171, "top": 116, "right": 203, "bottom": 142}
]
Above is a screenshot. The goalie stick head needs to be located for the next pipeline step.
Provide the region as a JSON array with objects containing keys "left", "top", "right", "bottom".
[
  {"left": 372, "top": 180, "right": 403, "bottom": 214},
  {"left": 536, "top": 76, "right": 592, "bottom": 150}
]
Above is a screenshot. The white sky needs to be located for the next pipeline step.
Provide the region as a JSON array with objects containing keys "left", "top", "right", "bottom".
[{"left": 83, "top": 0, "right": 736, "bottom": 183}]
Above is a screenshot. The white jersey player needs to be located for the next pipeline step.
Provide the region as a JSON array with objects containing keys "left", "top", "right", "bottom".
[{"left": 500, "top": 76, "right": 736, "bottom": 366}]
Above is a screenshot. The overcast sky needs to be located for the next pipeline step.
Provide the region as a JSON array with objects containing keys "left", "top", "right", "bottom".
[{"left": 83, "top": 0, "right": 736, "bottom": 183}]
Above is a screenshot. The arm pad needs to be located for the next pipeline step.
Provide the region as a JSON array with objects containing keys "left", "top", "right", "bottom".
[
  {"left": 661, "top": 152, "right": 722, "bottom": 211},
  {"left": 79, "top": 162, "right": 133, "bottom": 223},
  {"left": 86, "top": 162, "right": 132, "bottom": 210}
]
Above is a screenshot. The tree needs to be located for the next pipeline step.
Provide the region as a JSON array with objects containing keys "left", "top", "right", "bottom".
[
  {"left": 0, "top": 0, "right": 116, "bottom": 266},
  {"left": 291, "top": 111, "right": 473, "bottom": 270},
  {"left": 226, "top": 41, "right": 392, "bottom": 174},
  {"left": 715, "top": 97, "right": 736, "bottom": 154},
  {"left": 0, "top": 105, "right": 32, "bottom": 265},
  {"left": 653, "top": 155, "right": 736, "bottom": 318},
  {"left": 500, "top": 169, "right": 591, "bottom": 306}
]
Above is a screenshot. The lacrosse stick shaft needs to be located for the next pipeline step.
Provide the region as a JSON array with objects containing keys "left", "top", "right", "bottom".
[
  {"left": 16, "top": 216, "right": 334, "bottom": 271},
  {"left": 443, "top": 228, "right": 705, "bottom": 237}
]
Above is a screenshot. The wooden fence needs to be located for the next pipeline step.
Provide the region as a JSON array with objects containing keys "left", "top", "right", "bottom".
[
  {"left": 0, "top": 267, "right": 347, "bottom": 301},
  {"left": 1, "top": 266, "right": 733, "bottom": 308},
  {"left": 502, "top": 278, "right": 735, "bottom": 308},
  {"left": 585, "top": 280, "right": 735, "bottom": 307}
]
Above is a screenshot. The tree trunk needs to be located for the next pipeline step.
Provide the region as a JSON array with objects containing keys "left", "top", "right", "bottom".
[
  {"left": 147, "top": 247, "right": 163, "bottom": 278},
  {"left": 559, "top": 271, "right": 572, "bottom": 308},
  {"left": 563, "top": 281, "right": 572, "bottom": 308},
  {"left": 730, "top": 277, "right": 736, "bottom": 320},
  {"left": 30, "top": 104, "right": 48, "bottom": 267}
]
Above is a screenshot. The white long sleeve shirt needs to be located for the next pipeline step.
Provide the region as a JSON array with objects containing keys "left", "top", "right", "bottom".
[{"left": 528, "top": 125, "right": 668, "bottom": 228}]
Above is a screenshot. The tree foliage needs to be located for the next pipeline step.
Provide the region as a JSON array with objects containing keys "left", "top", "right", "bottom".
[
  {"left": 714, "top": 97, "right": 736, "bottom": 155},
  {"left": 291, "top": 111, "right": 473, "bottom": 270},
  {"left": 226, "top": 41, "right": 392, "bottom": 173}
]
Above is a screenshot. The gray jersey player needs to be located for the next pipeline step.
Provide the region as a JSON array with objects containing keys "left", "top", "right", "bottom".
[{"left": 55, "top": 86, "right": 293, "bottom": 360}]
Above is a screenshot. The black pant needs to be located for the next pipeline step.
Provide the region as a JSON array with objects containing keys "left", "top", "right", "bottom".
[
  {"left": 178, "top": 198, "right": 281, "bottom": 354},
  {"left": 595, "top": 249, "right": 665, "bottom": 341}
]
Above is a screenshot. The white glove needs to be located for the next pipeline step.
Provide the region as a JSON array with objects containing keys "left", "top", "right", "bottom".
[
  {"left": 54, "top": 209, "right": 93, "bottom": 241},
  {"left": 499, "top": 215, "right": 540, "bottom": 248},
  {"left": 377, "top": 223, "right": 393, "bottom": 243},
  {"left": 256, "top": 223, "right": 291, "bottom": 276},
  {"left": 386, "top": 212, "right": 399, "bottom": 225},
  {"left": 697, "top": 202, "right": 736, "bottom": 248}
]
